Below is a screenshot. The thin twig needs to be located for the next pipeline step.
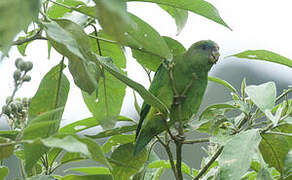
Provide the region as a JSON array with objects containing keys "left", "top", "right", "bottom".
[
  {"left": 193, "top": 146, "right": 224, "bottom": 180},
  {"left": 264, "top": 131, "right": 292, "bottom": 137},
  {"left": 183, "top": 138, "right": 210, "bottom": 144},
  {"left": 11, "top": 30, "right": 47, "bottom": 46}
]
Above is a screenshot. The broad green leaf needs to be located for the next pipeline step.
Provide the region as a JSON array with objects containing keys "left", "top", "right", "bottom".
[
  {"left": 147, "top": 160, "right": 191, "bottom": 177},
  {"left": 59, "top": 117, "right": 98, "bottom": 134},
  {"left": 159, "top": 5, "right": 188, "bottom": 35},
  {"left": 17, "top": 31, "right": 34, "bottom": 56},
  {"left": 218, "top": 130, "right": 261, "bottom": 180},
  {"left": 111, "top": 143, "right": 147, "bottom": 180},
  {"left": 102, "top": 134, "right": 135, "bottom": 153},
  {"left": 95, "top": 55, "right": 169, "bottom": 114},
  {"left": 87, "top": 124, "right": 137, "bottom": 139},
  {"left": 62, "top": 174, "right": 113, "bottom": 180},
  {"left": 42, "top": 19, "right": 100, "bottom": 94},
  {"left": 61, "top": 152, "right": 86, "bottom": 164},
  {"left": 245, "top": 82, "right": 276, "bottom": 112},
  {"left": 0, "top": 137, "right": 14, "bottom": 160},
  {"left": 86, "top": 31, "right": 126, "bottom": 129},
  {"left": 66, "top": 167, "right": 110, "bottom": 175},
  {"left": 28, "top": 63, "right": 69, "bottom": 133},
  {"left": 0, "top": 130, "right": 18, "bottom": 140},
  {"left": 127, "top": 0, "right": 231, "bottom": 30},
  {"left": 229, "top": 50, "right": 292, "bottom": 68},
  {"left": 0, "top": 166, "right": 8, "bottom": 180},
  {"left": 47, "top": 0, "right": 85, "bottom": 19},
  {"left": 208, "top": 76, "right": 238, "bottom": 94},
  {"left": 0, "top": 0, "right": 40, "bottom": 54},
  {"left": 47, "top": 148, "right": 62, "bottom": 167},
  {"left": 284, "top": 150, "right": 292, "bottom": 178},
  {"left": 259, "top": 133, "right": 290, "bottom": 174},
  {"left": 131, "top": 36, "right": 186, "bottom": 71}
]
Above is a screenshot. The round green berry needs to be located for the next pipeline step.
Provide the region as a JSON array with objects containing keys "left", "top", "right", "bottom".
[
  {"left": 10, "top": 103, "right": 18, "bottom": 113},
  {"left": 23, "top": 75, "right": 31, "bottom": 82},
  {"left": 15, "top": 58, "right": 23, "bottom": 68},
  {"left": 2, "top": 105, "right": 11, "bottom": 115},
  {"left": 17, "top": 61, "right": 27, "bottom": 71},
  {"left": 25, "top": 61, "right": 33, "bottom": 72},
  {"left": 15, "top": 102, "right": 23, "bottom": 112},
  {"left": 13, "top": 70, "right": 22, "bottom": 81}
]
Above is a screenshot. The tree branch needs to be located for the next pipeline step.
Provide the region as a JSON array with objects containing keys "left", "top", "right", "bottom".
[{"left": 183, "top": 138, "right": 209, "bottom": 144}]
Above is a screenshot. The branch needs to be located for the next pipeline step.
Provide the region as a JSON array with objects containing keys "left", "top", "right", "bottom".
[
  {"left": 183, "top": 138, "right": 209, "bottom": 144},
  {"left": 11, "top": 30, "right": 47, "bottom": 46},
  {"left": 193, "top": 146, "right": 223, "bottom": 180}
]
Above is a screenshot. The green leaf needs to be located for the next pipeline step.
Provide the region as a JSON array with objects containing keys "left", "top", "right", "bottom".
[
  {"left": 62, "top": 174, "right": 113, "bottom": 180},
  {"left": 0, "top": 130, "right": 18, "bottom": 140},
  {"left": 0, "top": 0, "right": 40, "bottom": 54},
  {"left": 131, "top": 36, "right": 186, "bottom": 71},
  {"left": 47, "top": 148, "right": 62, "bottom": 167},
  {"left": 0, "top": 137, "right": 14, "bottom": 160},
  {"left": 42, "top": 19, "right": 100, "bottom": 94},
  {"left": 133, "top": 91, "right": 141, "bottom": 114},
  {"left": 66, "top": 167, "right": 110, "bottom": 175},
  {"left": 85, "top": 31, "right": 126, "bottom": 129},
  {"left": 0, "top": 166, "right": 8, "bottom": 180},
  {"left": 59, "top": 117, "right": 98, "bottom": 134},
  {"left": 95, "top": 55, "right": 169, "bottom": 114},
  {"left": 110, "top": 143, "right": 147, "bottom": 180},
  {"left": 208, "top": 76, "right": 238, "bottom": 93},
  {"left": 26, "top": 175, "right": 56, "bottom": 180},
  {"left": 218, "top": 130, "right": 262, "bottom": 180},
  {"left": 259, "top": 133, "right": 290, "bottom": 174},
  {"left": 159, "top": 5, "right": 188, "bottom": 35},
  {"left": 47, "top": 0, "right": 85, "bottom": 19},
  {"left": 245, "top": 82, "right": 276, "bottom": 112},
  {"left": 87, "top": 125, "right": 137, "bottom": 139},
  {"left": 229, "top": 50, "right": 292, "bottom": 68},
  {"left": 102, "top": 134, "right": 135, "bottom": 154},
  {"left": 17, "top": 31, "right": 34, "bottom": 56},
  {"left": 28, "top": 63, "right": 70, "bottom": 133},
  {"left": 147, "top": 160, "right": 191, "bottom": 177},
  {"left": 256, "top": 168, "right": 274, "bottom": 180},
  {"left": 284, "top": 150, "right": 292, "bottom": 178},
  {"left": 127, "top": 0, "right": 231, "bottom": 30},
  {"left": 61, "top": 152, "right": 86, "bottom": 164}
]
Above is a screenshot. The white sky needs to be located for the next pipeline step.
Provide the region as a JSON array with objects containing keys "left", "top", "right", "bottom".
[{"left": 1, "top": 0, "right": 292, "bottom": 129}]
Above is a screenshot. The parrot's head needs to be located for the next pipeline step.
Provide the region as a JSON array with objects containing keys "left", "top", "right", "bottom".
[{"left": 184, "top": 40, "right": 220, "bottom": 70}]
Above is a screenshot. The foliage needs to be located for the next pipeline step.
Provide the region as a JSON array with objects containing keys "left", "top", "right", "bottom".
[{"left": 0, "top": 0, "right": 291, "bottom": 180}]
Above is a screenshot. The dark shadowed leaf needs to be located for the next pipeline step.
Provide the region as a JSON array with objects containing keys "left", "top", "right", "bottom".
[
  {"left": 284, "top": 150, "right": 292, "bottom": 178},
  {"left": 218, "top": 130, "right": 261, "bottom": 180},
  {"left": 127, "top": 0, "right": 231, "bottom": 30},
  {"left": 229, "top": 50, "right": 292, "bottom": 68},
  {"left": 0, "top": 130, "right": 18, "bottom": 140},
  {"left": 0, "top": 166, "right": 8, "bottom": 180}
]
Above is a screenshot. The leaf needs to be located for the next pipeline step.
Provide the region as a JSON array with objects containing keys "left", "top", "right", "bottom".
[
  {"left": 42, "top": 19, "right": 100, "bottom": 94},
  {"left": 159, "top": 5, "right": 188, "bottom": 35},
  {"left": 66, "top": 167, "right": 110, "bottom": 175},
  {"left": 0, "top": 0, "right": 40, "bottom": 54},
  {"left": 110, "top": 143, "right": 147, "bottom": 180},
  {"left": 208, "top": 76, "right": 238, "bottom": 94},
  {"left": 61, "top": 152, "right": 86, "bottom": 164},
  {"left": 256, "top": 168, "right": 274, "bottom": 180},
  {"left": 0, "top": 130, "right": 18, "bottom": 140},
  {"left": 259, "top": 133, "right": 291, "bottom": 174},
  {"left": 127, "top": 0, "right": 231, "bottom": 30},
  {"left": 218, "top": 130, "right": 262, "bottom": 180},
  {"left": 229, "top": 50, "right": 292, "bottom": 68},
  {"left": 102, "top": 134, "right": 135, "bottom": 154},
  {"left": 86, "top": 31, "right": 127, "bottom": 129},
  {"left": 0, "top": 137, "right": 14, "bottom": 160},
  {"left": 17, "top": 31, "right": 34, "bottom": 56},
  {"left": 28, "top": 63, "right": 70, "bottom": 133},
  {"left": 0, "top": 166, "right": 8, "bottom": 180},
  {"left": 133, "top": 91, "right": 141, "bottom": 114},
  {"left": 62, "top": 174, "right": 113, "bottom": 180},
  {"left": 131, "top": 36, "right": 186, "bottom": 71},
  {"left": 59, "top": 117, "right": 98, "bottom": 134},
  {"left": 87, "top": 124, "right": 137, "bottom": 139},
  {"left": 47, "top": 148, "right": 62, "bottom": 167},
  {"left": 26, "top": 175, "right": 58, "bottom": 180},
  {"left": 147, "top": 160, "right": 191, "bottom": 177},
  {"left": 47, "top": 0, "right": 85, "bottom": 19},
  {"left": 284, "top": 150, "right": 292, "bottom": 178},
  {"left": 95, "top": 55, "right": 169, "bottom": 114},
  {"left": 245, "top": 82, "right": 276, "bottom": 112}
]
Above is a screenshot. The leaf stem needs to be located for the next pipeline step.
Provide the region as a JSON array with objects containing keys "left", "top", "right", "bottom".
[{"left": 193, "top": 146, "right": 223, "bottom": 180}]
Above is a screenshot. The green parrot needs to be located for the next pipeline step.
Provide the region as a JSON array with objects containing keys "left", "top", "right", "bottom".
[{"left": 134, "top": 40, "right": 220, "bottom": 155}]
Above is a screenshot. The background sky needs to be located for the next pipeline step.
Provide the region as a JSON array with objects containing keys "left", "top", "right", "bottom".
[{"left": 1, "top": 0, "right": 292, "bottom": 179}]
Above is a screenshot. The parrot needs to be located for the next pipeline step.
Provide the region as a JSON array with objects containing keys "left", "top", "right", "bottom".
[{"left": 134, "top": 40, "right": 220, "bottom": 155}]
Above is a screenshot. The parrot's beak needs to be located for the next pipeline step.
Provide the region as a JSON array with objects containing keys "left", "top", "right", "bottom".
[{"left": 210, "top": 43, "right": 220, "bottom": 64}]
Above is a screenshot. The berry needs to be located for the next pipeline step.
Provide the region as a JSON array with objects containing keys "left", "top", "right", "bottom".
[
  {"left": 13, "top": 70, "right": 22, "bottom": 81},
  {"left": 2, "top": 105, "right": 11, "bottom": 115},
  {"left": 15, "top": 58, "right": 23, "bottom": 68},
  {"left": 10, "top": 103, "right": 18, "bottom": 113},
  {"left": 25, "top": 61, "right": 33, "bottom": 72},
  {"left": 5, "top": 96, "right": 12, "bottom": 104},
  {"left": 23, "top": 75, "right": 31, "bottom": 82},
  {"left": 17, "top": 61, "right": 27, "bottom": 71}
]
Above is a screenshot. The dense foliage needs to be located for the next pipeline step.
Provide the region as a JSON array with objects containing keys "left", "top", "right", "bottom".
[{"left": 0, "top": 0, "right": 291, "bottom": 180}]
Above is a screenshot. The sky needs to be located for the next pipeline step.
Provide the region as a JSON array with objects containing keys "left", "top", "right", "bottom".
[{"left": 1, "top": 0, "right": 292, "bottom": 129}]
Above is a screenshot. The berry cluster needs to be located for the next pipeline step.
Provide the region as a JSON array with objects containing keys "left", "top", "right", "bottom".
[{"left": 13, "top": 58, "right": 33, "bottom": 82}]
